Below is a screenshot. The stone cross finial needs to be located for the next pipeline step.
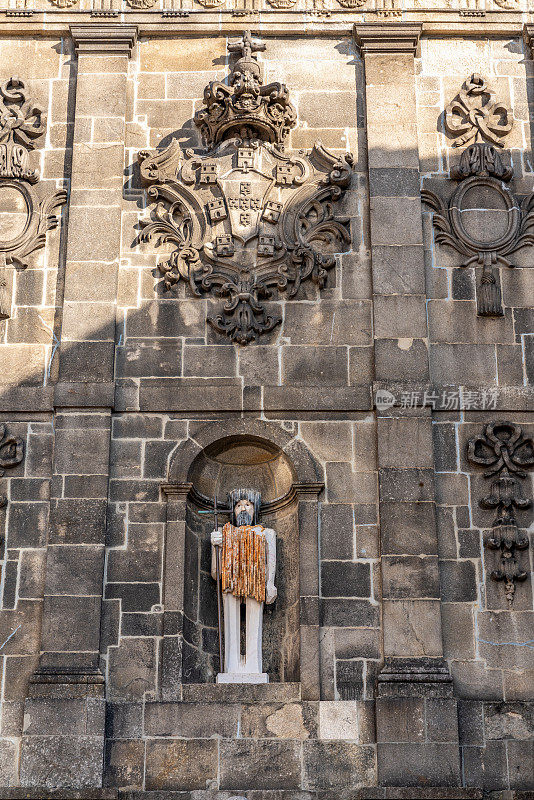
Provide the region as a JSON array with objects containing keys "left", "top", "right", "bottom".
[{"left": 228, "top": 30, "right": 266, "bottom": 62}]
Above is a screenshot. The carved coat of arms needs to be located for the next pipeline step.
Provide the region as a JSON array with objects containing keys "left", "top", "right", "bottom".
[{"left": 138, "top": 32, "right": 354, "bottom": 344}]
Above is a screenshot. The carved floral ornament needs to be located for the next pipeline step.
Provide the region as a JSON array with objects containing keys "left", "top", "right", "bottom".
[
  {"left": 0, "top": 77, "right": 67, "bottom": 277},
  {"left": 138, "top": 32, "right": 354, "bottom": 345},
  {"left": 423, "top": 75, "right": 533, "bottom": 318},
  {"left": 468, "top": 421, "right": 534, "bottom": 605}
]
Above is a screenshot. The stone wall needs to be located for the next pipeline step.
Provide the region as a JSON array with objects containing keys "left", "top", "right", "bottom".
[{"left": 0, "top": 15, "right": 531, "bottom": 799}]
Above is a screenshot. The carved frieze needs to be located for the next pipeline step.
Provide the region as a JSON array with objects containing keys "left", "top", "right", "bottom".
[
  {"left": 126, "top": 0, "right": 156, "bottom": 7},
  {"left": 266, "top": 0, "right": 297, "bottom": 8},
  {"left": 0, "top": 77, "right": 67, "bottom": 276},
  {"left": 138, "top": 33, "right": 354, "bottom": 344},
  {"left": 445, "top": 74, "right": 513, "bottom": 149},
  {"left": 468, "top": 421, "right": 534, "bottom": 605},
  {"left": 48, "top": 0, "right": 79, "bottom": 7},
  {"left": 422, "top": 142, "right": 534, "bottom": 317}
]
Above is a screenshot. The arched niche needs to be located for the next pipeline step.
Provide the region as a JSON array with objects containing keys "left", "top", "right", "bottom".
[{"left": 160, "top": 420, "right": 323, "bottom": 701}]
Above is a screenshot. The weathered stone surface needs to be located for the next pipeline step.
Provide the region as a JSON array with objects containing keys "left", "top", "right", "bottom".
[
  {"left": 377, "top": 742, "right": 460, "bottom": 787},
  {"left": 145, "top": 739, "right": 218, "bottom": 790},
  {"left": 303, "top": 741, "right": 376, "bottom": 789},
  {"left": 20, "top": 736, "right": 105, "bottom": 789},
  {"left": 144, "top": 702, "right": 238, "bottom": 738},
  {"left": 219, "top": 740, "right": 302, "bottom": 790},
  {"left": 240, "top": 703, "right": 317, "bottom": 740},
  {"left": 2, "top": 21, "right": 534, "bottom": 800}
]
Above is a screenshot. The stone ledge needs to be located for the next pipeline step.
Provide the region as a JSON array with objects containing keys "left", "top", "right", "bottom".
[
  {"left": 116, "top": 790, "right": 483, "bottom": 800},
  {"left": 0, "top": 792, "right": 117, "bottom": 800},
  {"left": 181, "top": 681, "right": 302, "bottom": 703},
  {"left": 354, "top": 23, "right": 422, "bottom": 54},
  {"left": 54, "top": 382, "right": 115, "bottom": 409},
  {"left": 0, "top": 16, "right": 526, "bottom": 40},
  {"left": 70, "top": 25, "right": 138, "bottom": 56},
  {"left": 0, "top": 385, "right": 53, "bottom": 412},
  {"left": 358, "top": 791, "right": 483, "bottom": 800}
]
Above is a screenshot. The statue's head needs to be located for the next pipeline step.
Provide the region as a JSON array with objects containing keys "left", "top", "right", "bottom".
[{"left": 228, "top": 488, "right": 261, "bottom": 526}]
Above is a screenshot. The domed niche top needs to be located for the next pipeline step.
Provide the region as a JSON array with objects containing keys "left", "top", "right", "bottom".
[{"left": 188, "top": 436, "right": 296, "bottom": 507}]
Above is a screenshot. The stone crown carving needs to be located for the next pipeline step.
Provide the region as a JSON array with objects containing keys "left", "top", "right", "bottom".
[
  {"left": 445, "top": 73, "right": 513, "bottom": 148},
  {"left": 138, "top": 33, "right": 354, "bottom": 345},
  {"left": 194, "top": 31, "right": 297, "bottom": 148}
]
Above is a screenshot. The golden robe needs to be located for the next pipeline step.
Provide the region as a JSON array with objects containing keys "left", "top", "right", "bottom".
[{"left": 220, "top": 522, "right": 266, "bottom": 603}]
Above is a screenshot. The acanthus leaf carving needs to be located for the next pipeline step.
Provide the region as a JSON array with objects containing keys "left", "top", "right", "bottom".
[
  {"left": 138, "top": 34, "right": 354, "bottom": 344},
  {"left": 467, "top": 421, "right": 534, "bottom": 605},
  {"left": 0, "top": 77, "right": 67, "bottom": 287}
]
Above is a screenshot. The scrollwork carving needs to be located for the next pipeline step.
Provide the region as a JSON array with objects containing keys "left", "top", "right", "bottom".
[
  {"left": 467, "top": 421, "right": 534, "bottom": 605},
  {"left": 138, "top": 33, "right": 354, "bottom": 344},
  {"left": 445, "top": 74, "right": 513, "bottom": 149},
  {"left": 0, "top": 77, "right": 67, "bottom": 277},
  {"left": 422, "top": 142, "right": 534, "bottom": 317}
]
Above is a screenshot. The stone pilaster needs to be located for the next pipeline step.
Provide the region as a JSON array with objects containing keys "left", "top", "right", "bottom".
[
  {"left": 19, "top": 25, "right": 137, "bottom": 789},
  {"left": 354, "top": 23, "right": 461, "bottom": 789},
  {"left": 160, "top": 484, "right": 191, "bottom": 701}
]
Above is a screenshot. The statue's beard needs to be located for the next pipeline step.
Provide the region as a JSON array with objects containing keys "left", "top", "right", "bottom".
[{"left": 236, "top": 510, "right": 254, "bottom": 526}]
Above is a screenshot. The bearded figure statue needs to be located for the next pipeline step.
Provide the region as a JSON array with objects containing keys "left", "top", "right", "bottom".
[{"left": 211, "top": 489, "right": 277, "bottom": 683}]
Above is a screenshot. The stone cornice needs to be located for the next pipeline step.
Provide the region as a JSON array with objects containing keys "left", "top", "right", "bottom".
[
  {"left": 354, "top": 22, "right": 422, "bottom": 53},
  {"left": 0, "top": 16, "right": 528, "bottom": 38},
  {"left": 70, "top": 23, "right": 138, "bottom": 55}
]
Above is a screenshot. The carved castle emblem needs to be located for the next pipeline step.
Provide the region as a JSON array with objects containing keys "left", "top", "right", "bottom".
[
  {"left": 138, "top": 32, "right": 353, "bottom": 344},
  {"left": 468, "top": 421, "right": 534, "bottom": 605},
  {"left": 0, "top": 77, "right": 67, "bottom": 270}
]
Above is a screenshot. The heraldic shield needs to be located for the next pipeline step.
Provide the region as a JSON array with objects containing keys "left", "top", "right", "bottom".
[{"left": 138, "top": 32, "right": 354, "bottom": 345}]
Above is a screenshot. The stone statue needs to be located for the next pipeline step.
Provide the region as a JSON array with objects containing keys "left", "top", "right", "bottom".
[{"left": 211, "top": 488, "right": 276, "bottom": 683}]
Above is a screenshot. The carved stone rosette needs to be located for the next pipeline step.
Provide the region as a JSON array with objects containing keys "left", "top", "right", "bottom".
[
  {"left": 138, "top": 32, "right": 354, "bottom": 345},
  {"left": 0, "top": 77, "right": 67, "bottom": 278},
  {"left": 422, "top": 142, "right": 534, "bottom": 317},
  {"left": 468, "top": 421, "right": 534, "bottom": 605}
]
